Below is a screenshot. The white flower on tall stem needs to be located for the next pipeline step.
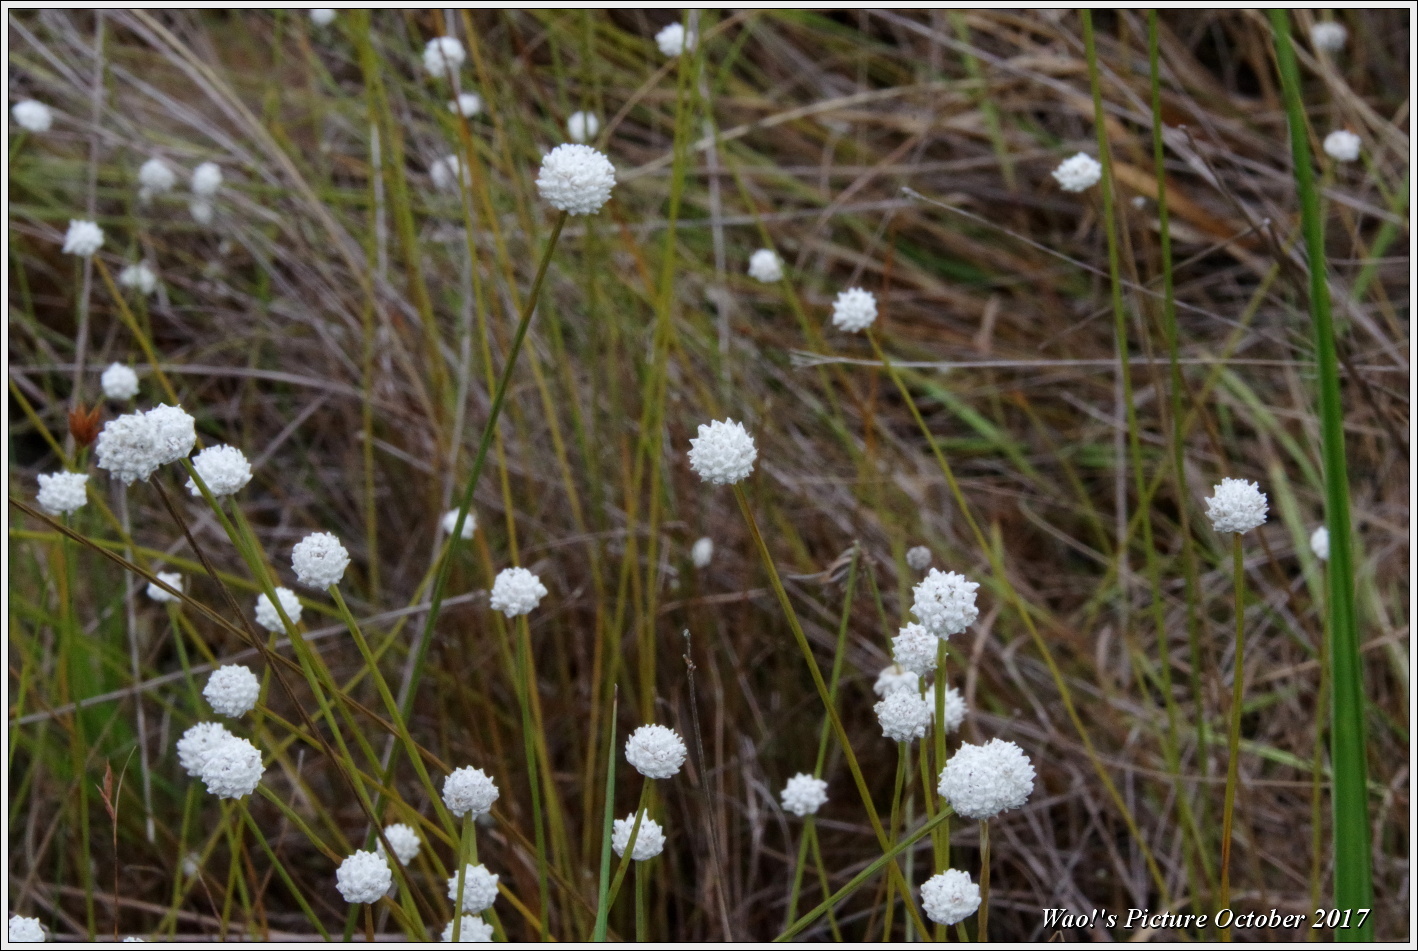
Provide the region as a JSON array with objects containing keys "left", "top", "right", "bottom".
[
  {"left": 442, "top": 766, "right": 500, "bottom": 819},
  {"left": 441, "top": 915, "right": 494, "bottom": 942},
  {"left": 1052, "top": 152, "right": 1102, "bottom": 192},
  {"left": 688, "top": 419, "right": 756, "bottom": 485},
  {"left": 1205, "top": 478, "right": 1268, "bottom": 534},
  {"left": 655, "top": 22, "right": 696, "bottom": 57},
  {"left": 747, "top": 248, "right": 783, "bottom": 283},
  {"left": 612, "top": 813, "right": 666, "bottom": 860},
  {"left": 101, "top": 362, "right": 140, "bottom": 400},
  {"left": 937, "top": 738, "right": 1035, "bottom": 819},
  {"left": 184, "top": 445, "right": 252, "bottom": 498},
  {"left": 291, "top": 532, "right": 351, "bottom": 588},
  {"left": 489, "top": 567, "right": 547, "bottom": 617},
  {"left": 146, "top": 571, "right": 184, "bottom": 604},
  {"left": 424, "top": 36, "right": 467, "bottom": 77},
  {"left": 203, "top": 665, "right": 261, "bottom": 718},
  {"left": 336, "top": 850, "right": 392, "bottom": 904},
  {"left": 831, "top": 287, "right": 876, "bottom": 332},
  {"left": 874, "top": 688, "right": 933, "bottom": 743},
  {"left": 254, "top": 587, "right": 302, "bottom": 632},
  {"left": 536, "top": 143, "right": 616, "bottom": 215},
  {"left": 118, "top": 263, "right": 158, "bottom": 296},
  {"left": 442, "top": 507, "right": 477, "bottom": 539},
  {"left": 779, "top": 773, "right": 828, "bottom": 817},
  {"left": 446, "top": 864, "right": 499, "bottom": 913},
  {"left": 1323, "top": 129, "right": 1361, "bottom": 162},
  {"left": 197, "top": 736, "right": 264, "bottom": 799},
  {"left": 36, "top": 472, "right": 88, "bottom": 516},
  {"left": 567, "top": 111, "right": 600, "bottom": 143},
  {"left": 11, "top": 99, "right": 53, "bottom": 133},
  {"left": 910, "top": 568, "right": 979, "bottom": 639},
  {"left": 376, "top": 823, "right": 421, "bottom": 866},
  {"left": 625, "top": 724, "right": 687, "bottom": 779},
  {"left": 449, "top": 93, "right": 483, "bottom": 117},
  {"left": 921, "top": 869, "right": 981, "bottom": 925},
  {"left": 62, "top": 220, "right": 104, "bottom": 257}
]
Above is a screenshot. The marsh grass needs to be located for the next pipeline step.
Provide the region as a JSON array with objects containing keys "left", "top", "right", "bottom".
[{"left": 7, "top": 8, "right": 1409, "bottom": 942}]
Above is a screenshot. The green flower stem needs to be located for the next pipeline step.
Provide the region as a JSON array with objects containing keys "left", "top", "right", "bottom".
[
  {"left": 592, "top": 688, "right": 620, "bottom": 942},
  {"left": 732, "top": 485, "right": 931, "bottom": 939},
  {"left": 635, "top": 859, "right": 649, "bottom": 942},
  {"left": 604, "top": 784, "right": 652, "bottom": 915},
  {"left": 1218, "top": 534, "right": 1247, "bottom": 940},
  {"left": 515, "top": 613, "right": 551, "bottom": 940},
  {"left": 237, "top": 801, "right": 329, "bottom": 940},
  {"left": 978, "top": 819, "right": 991, "bottom": 942}
]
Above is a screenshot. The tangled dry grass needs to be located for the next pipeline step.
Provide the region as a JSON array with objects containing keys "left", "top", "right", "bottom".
[{"left": 7, "top": 8, "right": 1410, "bottom": 942}]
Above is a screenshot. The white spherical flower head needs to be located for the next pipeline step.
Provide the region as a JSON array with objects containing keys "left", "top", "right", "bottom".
[
  {"left": 377, "top": 823, "right": 422, "bottom": 867},
  {"left": 943, "top": 685, "right": 967, "bottom": 733},
  {"left": 310, "top": 9, "right": 336, "bottom": 28},
  {"left": 1311, "top": 21, "right": 1347, "bottom": 53},
  {"left": 184, "top": 445, "right": 253, "bottom": 499},
  {"left": 875, "top": 688, "right": 933, "bottom": 743},
  {"left": 921, "top": 869, "right": 981, "bottom": 926},
  {"left": 37, "top": 471, "right": 89, "bottom": 517},
  {"left": 655, "top": 22, "right": 696, "bottom": 57},
  {"left": 9, "top": 914, "right": 46, "bottom": 942},
  {"left": 198, "top": 736, "right": 264, "bottom": 799},
  {"left": 101, "top": 362, "right": 140, "bottom": 400},
  {"left": 292, "top": 532, "right": 351, "bottom": 588},
  {"left": 12, "top": 99, "right": 53, "bottom": 133},
  {"left": 424, "top": 36, "right": 467, "bottom": 77},
  {"left": 489, "top": 567, "right": 548, "bottom": 618},
  {"left": 937, "top": 737, "right": 1035, "bottom": 819},
  {"left": 873, "top": 663, "right": 920, "bottom": 698},
  {"left": 688, "top": 418, "right": 757, "bottom": 485},
  {"left": 747, "top": 248, "right": 783, "bottom": 283},
  {"left": 449, "top": 92, "right": 483, "bottom": 117},
  {"left": 831, "top": 287, "right": 877, "bottom": 333},
  {"left": 442, "top": 766, "right": 500, "bottom": 819},
  {"left": 537, "top": 143, "right": 616, "bottom": 215},
  {"left": 189, "top": 198, "right": 215, "bottom": 225},
  {"left": 441, "top": 915, "right": 495, "bottom": 942},
  {"left": 691, "top": 536, "right": 714, "bottom": 568},
  {"left": 911, "top": 569, "right": 980, "bottom": 639},
  {"left": 430, "top": 154, "right": 469, "bottom": 192},
  {"left": 203, "top": 665, "right": 261, "bottom": 718},
  {"left": 442, "top": 508, "right": 477, "bottom": 540},
  {"left": 255, "top": 587, "right": 302, "bottom": 632},
  {"left": 625, "top": 724, "right": 688, "bottom": 779},
  {"left": 176, "top": 722, "right": 234, "bottom": 777},
  {"left": 1052, "top": 152, "right": 1102, "bottom": 192},
  {"left": 1310, "top": 525, "right": 1330, "bottom": 562},
  {"left": 146, "top": 571, "right": 184, "bottom": 604},
  {"left": 191, "top": 161, "right": 222, "bottom": 198},
  {"left": 446, "top": 864, "right": 499, "bottom": 913},
  {"left": 118, "top": 263, "right": 158, "bottom": 296},
  {"left": 891, "top": 623, "right": 939, "bottom": 676},
  {"left": 138, "top": 157, "right": 177, "bottom": 196},
  {"left": 1323, "top": 130, "right": 1361, "bottom": 163},
  {"left": 144, "top": 404, "right": 197, "bottom": 466},
  {"left": 336, "top": 850, "right": 392, "bottom": 904},
  {"left": 906, "top": 545, "right": 932, "bottom": 572},
  {"left": 96, "top": 412, "right": 160, "bottom": 483},
  {"left": 780, "top": 773, "right": 828, "bottom": 817},
  {"left": 612, "top": 813, "right": 666, "bottom": 861},
  {"left": 63, "top": 219, "right": 105, "bottom": 257},
  {"left": 567, "top": 110, "right": 600, "bottom": 143},
  {"left": 1205, "top": 477, "right": 1268, "bottom": 535}
]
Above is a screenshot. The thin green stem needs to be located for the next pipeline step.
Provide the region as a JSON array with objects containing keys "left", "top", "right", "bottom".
[
  {"left": 592, "top": 689, "right": 619, "bottom": 941},
  {"left": 515, "top": 614, "right": 551, "bottom": 940},
  {"left": 1218, "top": 534, "right": 1246, "bottom": 940},
  {"left": 978, "top": 819, "right": 991, "bottom": 942},
  {"left": 635, "top": 859, "right": 648, "bottom": 942}
]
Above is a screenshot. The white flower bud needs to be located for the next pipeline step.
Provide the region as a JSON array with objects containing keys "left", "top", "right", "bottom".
[
  {"left": 176, "top": 722, "right": 234, "bottom": 777},
  {"left": 567, "top": 110, "right": 600, "bottom": 143},
  {"left": 442, "top": 766, "right": 500, "bottom": 819},
  {"left": 446, "top": 864, "right": 499, "bottom": 913},
  {"left": 146, "top": 571, "right": 183, "bottom": 604},
  {"left": 691, "top": 536, "right": 714, "bottom": 568},
  {"left": 442, "top": 508, "right": 477, "bottom": 539},
  {"left": 191, "top": 162, "right": 222, "bottom": 198},
  {"left": 1310, "top": 525, "right": 1330, "bottom": 562},
  {"left": 625, "top": 724, "right": 687, "bottom": 779},
  {"left": 1323, "top": 129, "right": 1361, "bottom": 163},
  {"left": 117, "top": 263, "right": 158, "bottom": 296},
  {"left": 203, "top": 665, "right": 261, "bottom": 718},
  {"left": 937, "top": 738, "right": 1035, "bottom": 819},
  {"left": 875, "top": 689, "right": 933, "bottom": 743},
  {"left": 1052, "top": 152, "right": 1102, "bottom": 192},
  {"left": 36, "top": 471, "right": 88, "bottom": 516},
  {"left": 921, "top": 869, "right": 981, "bottom": 925},
  {"left": 655, "top": 23, "right": 696, "bottom": 57},
  {"left": 198, "top": 736, "right": 264, "bottom": 799},
  {"left": 779, "top": 773, "right": 828, "bottom": 817},
  {"left": 612, "top": 813, "right": 666, "bottom": 860},
  {"left": 536, "top": 143, "right": 616, "bottom": 215},
  {"left": 831, "top": 287, "right": 877, "bottom": 333},
  {"left": 336, "top": 850, "right": 392, "bottom": 904},
  {"left": 12, "top": 100, "right": 53, "bottom": 133},
  {"left": 63, "top": 220, "right": 104, "bottom": 257},
  {"left": 255, "top": 587, "right": 302, "bottom": 632},
  {"left": 185, "top": 445, "right": 253, "bottom": 499},
  {"left": 441, "top": 915, "right": 494, "bottom": 942},
  {"left": 910, "top": 569, "right": 979, "bottom": 639},
  {"left": 376, "top": 823, "right": 421, "bottom": 866},
  {"left": 747, "top": 248, "right": 783, "bottom": 283},
  {"left": 688, "top": 418, "right": 756, "bottom": 485},
  {"left": 424, "top": 36, "right": 466, "bottom": 77},
  {"left": 101, "top": 362, "right": 140, "bottom": 400},
  {"left": 292, "top": 531, "right": 351, "bottom": 588},
  {"left": 1205, "top": 478, "right": 1268, "bottom": 534},
  {"left": 449, "top": 93, "right": 483, "bottom": 117},
  {"left": 489, "top": 567, "right": 548, "bottom": 617}
]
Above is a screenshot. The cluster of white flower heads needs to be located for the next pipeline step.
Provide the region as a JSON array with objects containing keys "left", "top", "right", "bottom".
[
  {"left": 446, "top": 864, "right": 499, "bottom": 913},
  {"left": 204, "top": 665, "right": 261, "bottom": 718},
  {"left": 9, "top": 914, "right": 46, "bottom": 942},
  {"left": 779, "top": 772, "right": 828, "bottom": 817},
  {"left": 937, "top": 738, "right": 1035, "bottom": 820},
  {"left": 1310, "top": 525, "right": 1330, "bottom": 562},
  {"left": 336, "top": 850, "right": 392, "bottom": 904},
  {"left": 198, "top": 736, "right": 264, "bottom": 799},
  {"left": 255, "top": 587, "right": 302, "bottom": 632},
  {"left": 873, "top": 663, "right": 919, "bottom": 698},
  {"left": 920, "top": 869, "right": 981, "bottom": 925},
  {"left": 1311, "top": 21, "right": 1348, "bottom": 53},
  {"left": 536, "top": 144, "right": 616, "bottom": 215},
  {"left": 489, "top": 567, "right": 548, "bottom": 617},
  {"left": 875, "top": 689, "right": 933, "bottom": 743},
  {"left": 37, "top": 471, "right": 89, "bottom": 517},
  {"left": 12, "top": 99, "right": 53, "bottom": 133},
  {"left": 441, "top": 915, "right": 495, "bottom": 942},
  {"left": 146, "top": 571, "right": 184, "bottom": 604},
  {"left": 831, "top": 287, "right": 877, "bottom": 333},
  {"left": 310, "top": 9, "right": 336, "bottom": 28},
  {"left": 191, "top": 162, "right": 222, "bottom": 198},
  {"left": 911, "top": 569, "right": 979, "bottom": 638},
  {"left": 612, "top": 813, "right": 666, "bottom": 861},
  {"left": 442, "top": 507, "right": 477, "bottom": 539},
  {"left": 449, "top": 92, "right": 483, "bottom": 117},
  {"left": 1205, "top": 478, "right": 1268, "bottom": 535},
  {"left": 567, "top": 110, "right": 600, "bottom": 143},
  {"left": 442, "top": 766, "right": 500, "bottom": 819},
  {"left": 655, "top": 22, "right": 696, "bottom": 57},
  {"left": 101, "top": 362, "right": 140, "bottom": 400},
  {"left": 291, "top": 532, "right": 351, "bottom": 588},
  {"left": 625, "top": 724, "right": 687, "bottom": 779},
  {"left": 63, "top": 219, "right": 104, "bottom": 257},
  {"left": 95, "top": 404, "right": 196, "bottom": 484},
  {"left": 177, "top": 722, "right": 235, "bottom": 776},
  {"left": 691, "top": 536, "right": 714, "bottom": 568},
  {"left": 185, "top": 445, "right": 252, "bottom": 498},
  {"left": 430, "top": 154, "right": 469, "bottom": 192},
  {"left": 906, "top": 545, "right": 932, "bottom": 572},
  {"left": 688, "top": 418, "right": 757, "bottom": 485},
  {"left": 377, "top": 823, "right": 422, "bottom": 867},
  {"left": 1052, "top": 152, "right": 1102, "bottom": 192},
  {"left": 747, "top": 248, "right": 783, "bottom": 283},
  {"left": 891, "top": 623, "right": 939, "bottom": 676},
  {"left": 424, "top": 36, "right": 466, "bottom": 77},
  {"left": 1323, "top": 129, "right": 1361, "bottom": 162},
  {"left": 138, "top": 157, "right": 177, "bottom": 198},
  {"left": 118, "top": 263, "right": 158, "bottom": 296}
]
